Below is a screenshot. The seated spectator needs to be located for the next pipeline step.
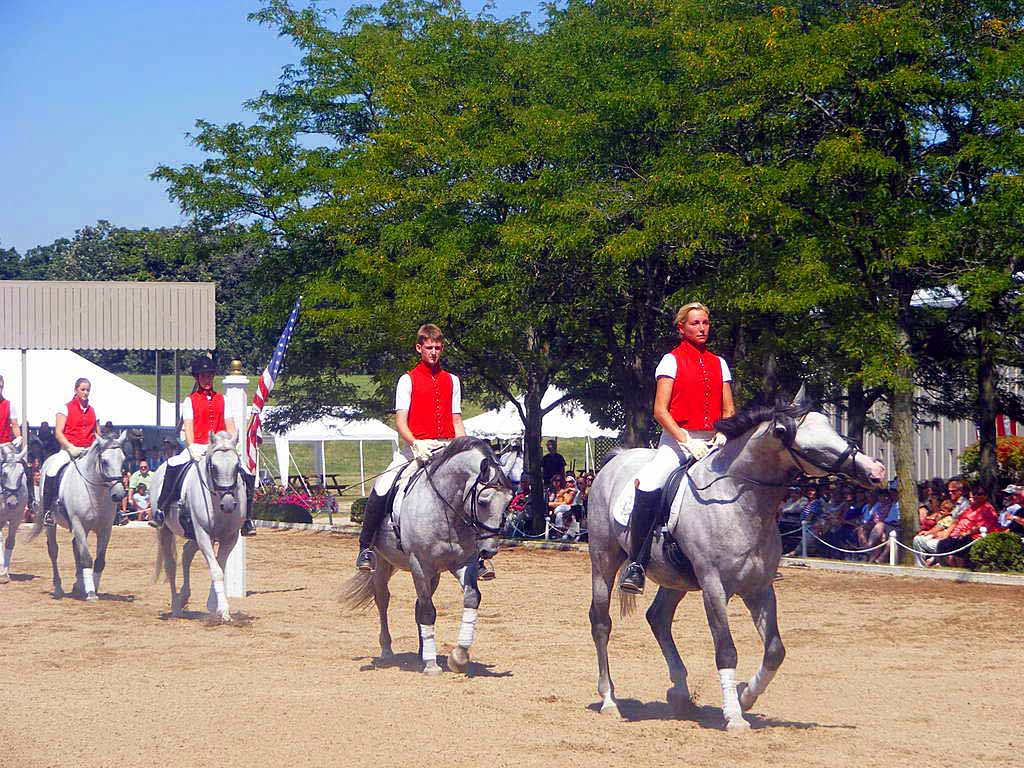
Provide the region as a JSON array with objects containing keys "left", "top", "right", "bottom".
[
  {"left": 130, "top": 459, "right": 153, "bottom": 494},
  {"left": 817, "top": 485, "right": 858, "bottom": 557},
  {"left": 561, "top": 510, "right": 581, "bottom": 541},
  {"left": 784, "top": 485, "right": 824, "bottom": 557},
  {"left": 999, "top": 484, "right": 1024, "bottom": 534},
  {"left": 25, "top": 469, "right": 42, "bottom": 523},
  {"left": 778, "top": 486, "right": 807, "bottom": 527},
  {"left": 506, "top": 474, "right": 533, "bottom": 534},
  {"left": 931, "top": 485, "right": 1001, "bottom": 567},
  {"left": 548, "top": 476, "right": 577, "bottom": 536},
  {"left": 132, "top": 483, "right": 152, "bottom": 522},
  {"left": 912, "top": 499, "right": 957, "bottom": 566},
  {"left": 946, "top": 479, "right": 969, "bottom": 518},
  {"left": 857, "top": 488, "right": 899, "bottom": 563},
  {"left": 118, "top": 467, "right": 132, "bottom": 518}
]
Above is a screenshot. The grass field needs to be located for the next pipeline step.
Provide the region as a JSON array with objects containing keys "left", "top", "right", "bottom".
[{"left": 117, "top": 372, "right": 598, "bottom": 497}]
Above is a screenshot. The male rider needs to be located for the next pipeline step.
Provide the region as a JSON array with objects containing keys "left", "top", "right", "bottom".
[
  {"left": 355, "top": 324, "right": 496, "bottom": 576},
  {"left": 619, "top": 302, "right": 735, "bottom": 594},
  {"left": 150, "top": 356, "right": 257, "bottom": 536}
]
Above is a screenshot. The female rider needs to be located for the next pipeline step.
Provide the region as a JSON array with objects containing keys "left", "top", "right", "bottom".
[
  {"left": 619, "top": 302, "right": 735, "bottom": 594},
  {"left": 39, "top": 378, "right": 102, "bottom": 525}
]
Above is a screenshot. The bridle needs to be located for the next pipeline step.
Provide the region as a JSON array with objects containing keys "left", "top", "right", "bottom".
[
  {"left": 70, "top": 443, "right": 125, "bottom": 489},
  {"left": 424, "top": 454, "right": 513, "bottom": 539},
  {"left": 203, "top": 447, "right": 240, "bottom": 495},
  {"left": 1, "top": 456, "right": 26, "bottom": 498}
]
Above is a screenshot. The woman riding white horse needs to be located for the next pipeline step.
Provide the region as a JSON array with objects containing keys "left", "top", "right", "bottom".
[
  {"left": 39, "top": 378, "right": 103, "bottom": 526},
  {"left": 620, "top": 301, "right": 736, "bottom": 594},
  {"left": 150, "top": 356, "right": 256, "bottom": 536}
]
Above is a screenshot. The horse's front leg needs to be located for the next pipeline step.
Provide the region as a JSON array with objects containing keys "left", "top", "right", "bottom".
[
  {"left": 411, "top": 558, "right": 442, "bottom": 675},
  {"left": 194, "top": 527, "right": 229, "bottom": 622},
  {"left": 212, "top": 533, "right": 239, "bottom": 617},
  {"left": 646, "top": 586, "right": 693, "bottom": 712},
  {"left": 373, "top": 559, "right": 395, "bottom": 659},
  {"left": 0, "top": 520, "right": 14, "bottom": 583},
  {"left": 92, "top": 524, "right": 112, "bottom": 597},
  {"left": 45, "top": 524, "right": 63, "bottom": 597},
  {"left": 701, "top": 577, "right": 748, "bottom": 732},
  {"left": 738, "top": 585, "right": 785, "bottom": 713},
  {"left": 447, "top": 561, "right": 481, "bottom": 674},
  {"left": 68, "top": 516, "right": 97, "bottom": 601}
]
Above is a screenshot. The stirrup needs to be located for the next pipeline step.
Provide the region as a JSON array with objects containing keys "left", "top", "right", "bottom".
[
  {"left": 241, "top": 518, "right": 257, "bottom": 537},
  {"left": 478, "top": 558, "right": 496, "bottom": 581},
  {"left": 148, "top": 510, "right": 165, "bottom": 529},
  {"left": 619, "top": 562, "right": 646, "bottom": 594},
  {"left": 42, "top": 510, "right": 56, "bottom": 528},
  {"left": 355, "top": 549, "right": 376, "bottom": 573}
]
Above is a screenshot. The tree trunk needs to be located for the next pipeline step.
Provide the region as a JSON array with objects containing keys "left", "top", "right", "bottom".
[
  {"left": 976, "top": 320, "right": 999, "bottom": 496},
  {"left": 892, "top": 324, "right": 918, "bottom": 565},
  {"left": 847, "top": 379, "right": 867, "bottom": 447},
  {"left": 621, "top": 365, "right": 653, "bottom": 448}
]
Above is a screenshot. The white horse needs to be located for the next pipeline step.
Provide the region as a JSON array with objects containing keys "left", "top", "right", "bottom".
[
  {"left": 151, "top": 431, "right": 246, "bottom": 622},
  {"left": 28, "top": 431, "right": 127, "bottom": 599},
  {"left": 0, "top": 441, "right": 30, "bottom": 584}
]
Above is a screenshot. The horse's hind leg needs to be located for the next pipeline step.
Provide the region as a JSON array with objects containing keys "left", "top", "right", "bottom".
[
  {"left": 180, "top": 539, "right": 199, "bottom": 610},
  {"left": 372, "top": 560, "right": 395, "bottom": 659},
  {"left": 158, "top": 528, "right": 183, "bottom": 616},
  {"left": 738, "top": 585, "right": 785, "bottom": 713},
  {"left": 646, "top": 587, "right": 692, "bottom": 712},
  {"left": 589, "top": 547, "right": 626, "bottom": 716},
  {"left": 0, "top": 521, "right": 13, "bottom": 583},
  {"left": 45, "top": 525, "right": 63, "bottom": 597},
  {"left": 448, "top": 562, "right": 481, "bottom": 674},
  {"left": 92, "top": 525, "right": 111, "bottom": 596},
  {"left": 411, "top": 560, "right": 442, "bottom": 675},
  {"left": 701, "top": 578, "right": 749, "bottom": 732}
]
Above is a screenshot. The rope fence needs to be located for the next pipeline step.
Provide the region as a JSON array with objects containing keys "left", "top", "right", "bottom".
[{"left": 797, "top": 521, "right": 990, "bottom": 566}]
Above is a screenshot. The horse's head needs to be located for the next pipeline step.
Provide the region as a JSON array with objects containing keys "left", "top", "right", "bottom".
[
  {"left": 716, "top": 400, "right": 886, "bottom": 488},
  {"left": 1, "top": 442, "right": 27, "bottom": 505},
  {"left": 95, "top": 430, "right": 128, "bottom": 500},
  {"left": 430, "top": 437, "right": 516, "bottom": 559},
  {"left": 206, "top": 431, "right": 241, "bottom": 495}
]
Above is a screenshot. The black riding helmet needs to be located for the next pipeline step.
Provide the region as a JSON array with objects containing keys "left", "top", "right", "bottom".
[{"left": 190, "top": 356, "right": 216, "bottom": 376}]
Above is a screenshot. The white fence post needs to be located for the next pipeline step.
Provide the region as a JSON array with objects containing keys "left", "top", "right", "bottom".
[
  {"left": 888, "top": 530, "right": 897, "bottom": 566},
  {"left": 222, "top": 360, "right": 250, "bottom": 599},
  {"left": 979, "top": 526, "right": 988, "bottom": 538}
]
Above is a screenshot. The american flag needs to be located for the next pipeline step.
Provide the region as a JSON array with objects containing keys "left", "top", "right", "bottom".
[{"left": 245, "top": 297, "right": 301, "bottom": 472}]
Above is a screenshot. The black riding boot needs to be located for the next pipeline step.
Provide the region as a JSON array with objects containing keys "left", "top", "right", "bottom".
[
  {"left": 41, "top": 474, "right": 57, "bottom": 526},
  {"left": 355, "top": 492, "right": 388, "bottom": 572},
  {"left": 619, "top": 488, "right": 662, "bottom": 595},
  {"left": 150, "top": 463, "right": 186, "bottom": 529},
  {"left": 240, "top": 471, "right": 256, "bottom": 537}
]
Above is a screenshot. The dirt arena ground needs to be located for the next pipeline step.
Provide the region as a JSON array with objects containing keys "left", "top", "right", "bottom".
[{"left": 1, "top": 526, "right": 1020, "bottom": 768}]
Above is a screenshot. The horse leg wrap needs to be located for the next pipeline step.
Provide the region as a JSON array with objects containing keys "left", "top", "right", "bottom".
[
  {"left": 2, "top": 546, "right": 12, "bottom": 571},
  {"left": 745, "top": 666, "right": 775, "bottom": 700},
  {"left": 419, "top": 624, "right": 437, "bottom": 664},
  {"left": 457, "top": 608, "right": 478, "bottom": 648},
  {"left": 213, "top": 580, "right": 227, "bottom": 605},
  {"left": 718, "top": 668, "right": 743, "bottom": 720},
  {"left": 82, "top": 567, "right": 95, "bottom": 595}
]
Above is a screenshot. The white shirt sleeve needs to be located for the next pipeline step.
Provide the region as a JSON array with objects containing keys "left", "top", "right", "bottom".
[
  {"left": 5, "top": 400, "right": 17, "bottom": 421},
  {"left": 451, "top": 374, "right": 462, "bottom": 414},
  {"left": 57, "top": 404, "right": 68, "bottom": 418},
  {"left": 719, "top": 356, "right": 733, "bottom": 383},
  {"left": 394, "top": 374, "right": 412, "bottom": 412},
  {"left": 654, "top": 353, "right": 677, "bottom": 379},
  {"left": 180, "top": 397, "right": 194, "bottom": 420}
]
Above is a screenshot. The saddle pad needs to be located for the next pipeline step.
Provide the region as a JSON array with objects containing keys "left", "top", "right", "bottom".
[
  {"left": 611, "top": 479, "right": 639, "bottom": 527},
  {"left": 611, "top": 463, "right": 691, "bottom": 528}
]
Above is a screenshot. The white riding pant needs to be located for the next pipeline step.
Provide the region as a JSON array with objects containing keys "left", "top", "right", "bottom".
[
  {"left": 635, "top": 430, "right": 713, "bottom": 492},
  {"left": 41, "top": 449, "right": 74, "bottom": 479},
  {"left": 167, "top": 444, "right": 205, "bottom": 468},
  {"left": 372, "top": 440, "right": 451, "bottom": 496}
]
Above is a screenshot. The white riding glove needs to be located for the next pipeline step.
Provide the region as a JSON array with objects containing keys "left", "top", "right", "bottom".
[
  {"left": 680, "top": 438, "right": 710, "bottom": 461},
  {"left": 188, "top": 443, "right": 207, "bottom": 461},
  {"left": 11, "top": 435, "right": 22, "bottom": 449},
  {"left": 411, "top": 439, "right": 441, "bottom": 465},
  {"left": 66, "top": 446, "right": 86, "bottom": 459},
  {"left": 711, "top": 431, "right": 728, "bottom": 449}
]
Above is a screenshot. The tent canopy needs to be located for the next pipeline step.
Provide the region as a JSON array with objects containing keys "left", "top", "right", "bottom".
[
  {"left": 0, "top": 349, "right": 176, "bottom": 426},
  {"left": 463, "top": 386, "right": 618, "bottom": 439}
]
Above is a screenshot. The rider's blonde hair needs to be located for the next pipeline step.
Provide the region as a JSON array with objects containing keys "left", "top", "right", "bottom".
[{"left": 674, "top": 302, "right": 710, "bottom": 327}]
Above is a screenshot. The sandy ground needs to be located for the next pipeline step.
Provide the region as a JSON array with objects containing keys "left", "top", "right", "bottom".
[{"left": 1, "top": 526, "right": 1021, "bottom": 768}]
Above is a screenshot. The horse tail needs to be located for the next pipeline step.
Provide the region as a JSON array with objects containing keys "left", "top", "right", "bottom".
[
  {"left": 618, "top": 589, "right": 638, "bottom": 619},
  {"left": 338, "top": 570, "right": 376, "bottom": 613},
  {"left": 24, "top": 512, "right": 45, "bottom": 543},
  {"left": 152, "top": 528, "right": 177, "bottom": 584}
]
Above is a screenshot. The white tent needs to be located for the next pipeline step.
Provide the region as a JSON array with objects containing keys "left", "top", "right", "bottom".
[
  {"left": 266, "top": 410, "right": 399, "bottom": 495},
  {"left": 463, "top": 386, "right": 618, "bottom": 470},
  {"left": 0, "top": 349, "right": 176, "bottom": 426}
]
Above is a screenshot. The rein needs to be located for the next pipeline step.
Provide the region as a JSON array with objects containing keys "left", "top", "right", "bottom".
[
  {"left": 70, "top": 445, "right": 123, "bottom": 489},
  {"left": 1, "top": 458, "right": 27, "bottom": 497},
  {"left": 423, "top": 456, "right": 511, "bottom": 539}
]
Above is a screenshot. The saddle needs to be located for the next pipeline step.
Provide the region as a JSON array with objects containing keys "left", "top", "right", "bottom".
[
  {"left": 43, "top": 463, "right": 71, "bottom": 513},
  {"left": 382, "top": 462, "right": 427, "bottom": 553}
]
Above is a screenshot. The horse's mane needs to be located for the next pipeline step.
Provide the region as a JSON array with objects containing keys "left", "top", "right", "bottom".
[
  {"left": 428, "top": 436, "right": 511, "bottom": 487},
  {"left": 714, "top": 399, "right": 813, "bottom": 439}
]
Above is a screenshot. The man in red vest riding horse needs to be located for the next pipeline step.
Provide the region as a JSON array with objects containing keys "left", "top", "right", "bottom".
[
  {"left": 354, "top": 324, "right": 497, "bottom": 577},
  {"left": 150, "top": 356, "right": 257, "bottom": 536},
  {"left": 39, "top": 378, "right": 103, "bottom": 526},
  {"left": 619, "top": 302, "right": 736, "bottom": 594}
]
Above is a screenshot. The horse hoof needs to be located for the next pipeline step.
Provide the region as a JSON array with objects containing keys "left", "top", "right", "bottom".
[
  {"left": 737, "top": 683, "right": 755, "bottom": 712},
  {"left": 449, "top": 645, "right": 470, "bottom": 673},
  {"left": 0, "top": 572, "right": 9, "bottom": 584},
  {"left": 85, "top": 592, "right": 98, "bottom": 602},
  {"left": 599, "top": 700, "right": 620, "bottom": 717},
  {"left": 379, "top": 648, "right": 394, "bottom": 660},
  {"left": 725, "top": 717, "right": 751, "bottom": 733},
  {"left": 667, "top": 687, "right": 694, "bottom": 713},
  {"left": 423, "top": 662, "right": 443, "bottom": 676}
]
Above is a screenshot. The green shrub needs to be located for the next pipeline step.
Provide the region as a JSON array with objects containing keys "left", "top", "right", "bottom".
[
  {"left": 349, "top": 497, "right": 368, "bottom": 524},
  {"left": 253, "top": 501, "right": 313, "bottom": 524},
  {"left": 970, "top": 531, "right": 1024, "bottom": 573},
  {"left": 958, "top": 437, "right": 1024, "bottom": 486}
]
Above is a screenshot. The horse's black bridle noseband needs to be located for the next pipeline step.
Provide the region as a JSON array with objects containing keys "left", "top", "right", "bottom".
[
  {"left": 1, "top": 456, "right": 27, "bottom": 497},
  {"left": 772, "top": 415, "right": 863, "bottom": 479}
]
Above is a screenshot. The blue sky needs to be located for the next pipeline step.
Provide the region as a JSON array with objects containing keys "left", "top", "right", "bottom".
[{"left": 0, "top": 0, "right": 542, "bottom": 254}]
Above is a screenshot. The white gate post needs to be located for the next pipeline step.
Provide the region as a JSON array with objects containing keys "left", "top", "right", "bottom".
[
  {"left": 888, "top": 530, "right": 898, "bottom": 566},
  {"left": 222, "top": 360, "right": 250, "bottom": 599}
]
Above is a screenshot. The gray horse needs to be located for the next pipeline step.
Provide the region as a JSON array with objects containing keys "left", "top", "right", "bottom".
[
  {"left": 340, "top": 436, "right": 519, "bottom": 674},
  {"left": 28, "top": 431, "right": 127, "bottom": 599},
  {"left": 151, "top": 431, "right": 246, "bottom": 622},
  {"left": 588, "top": 401, "right": 886, "bottom": 730},
  {"left": 0, "top": 441, "right": 29, "bottom": 584}
]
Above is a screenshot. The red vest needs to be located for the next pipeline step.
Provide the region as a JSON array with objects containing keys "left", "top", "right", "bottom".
[
  {"left": 406, "top": 362, "right": 456, "bottom": 440},
  {"left": 667, "top": 340, "right": 724, "bottom": 431},
  {"left": 63, "top": 399, "right": 98, "bottom": 448},
  {"left": 0, "top": 400, "right": 12, "bottom": 443},
  {"left": 189, "top": 390, "right": 227, "bottom": 445}
]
